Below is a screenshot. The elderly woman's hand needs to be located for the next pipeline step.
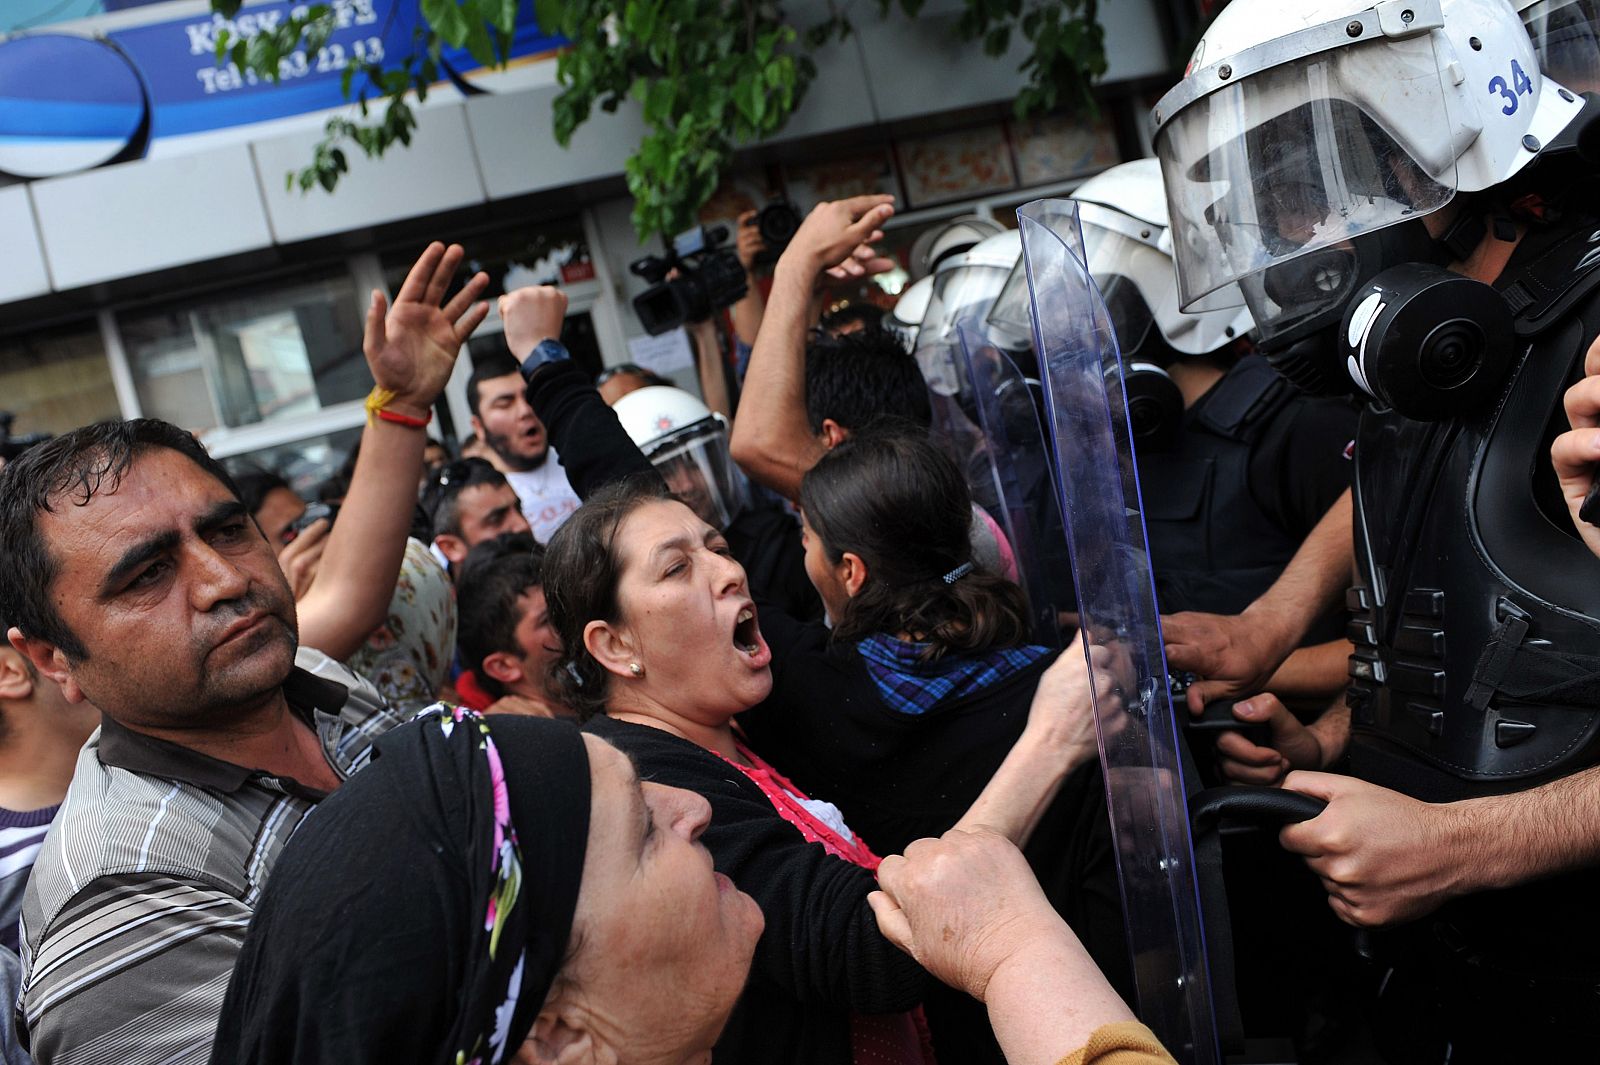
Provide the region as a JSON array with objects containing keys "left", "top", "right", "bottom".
[
  {"left": 868, "top": 829, "right": 1070, "bottom": 1001},
  {"left": 871, "top": 830, "right": 1144, "bottom": 1065}
]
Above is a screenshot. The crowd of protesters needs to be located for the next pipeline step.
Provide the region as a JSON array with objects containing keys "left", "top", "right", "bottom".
[{"left": 6, "top": 3, "right": 1600, "bottom": 1056}]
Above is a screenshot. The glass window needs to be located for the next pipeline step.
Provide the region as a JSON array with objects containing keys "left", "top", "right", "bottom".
[
  {"left": 119, "top": 270, "right": 367, "bottom": 433},
  {"left": 0, "top": 321, "right": 120, "bottom": 444}
]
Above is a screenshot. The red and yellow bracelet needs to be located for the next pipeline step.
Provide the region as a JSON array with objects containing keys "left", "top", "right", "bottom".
[{"left": 365, "top": 386, "right": 432, "bottom": 428}]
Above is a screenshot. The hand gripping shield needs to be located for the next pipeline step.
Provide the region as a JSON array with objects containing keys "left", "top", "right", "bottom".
[
  {"left": 955, "top": 321, "right": 1074, "bottom": 648},
  {"left": 1019, "top": 198, "right": 1219, "bottom": 1064}
]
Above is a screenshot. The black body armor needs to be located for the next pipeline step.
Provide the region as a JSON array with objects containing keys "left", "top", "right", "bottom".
[
  {"left": 1347, "top": 219, "right": 1600, "bottom": 802},
  {"left": 1140, "top": 356, "right": 1306, "bottom": 619}
]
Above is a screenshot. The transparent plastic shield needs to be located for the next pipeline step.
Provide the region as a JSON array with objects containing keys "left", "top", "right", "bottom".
[
  {"left": 1019, "top": 198, "right": 1218, "bottom": 1064},
  {"left": 956, "top": 321, "right": 1073, "bottom": 648}
]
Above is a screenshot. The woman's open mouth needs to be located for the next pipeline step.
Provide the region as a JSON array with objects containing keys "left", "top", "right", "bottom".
[
  {"left": 731, "top": 605, "right": 771, "bottom": 668},
  {"left": 733, "top": 607, "right": 759, "bottom": 655}
]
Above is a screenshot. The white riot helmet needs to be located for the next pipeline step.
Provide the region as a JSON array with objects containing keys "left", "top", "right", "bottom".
[
  {"left": 887, "top": 275, "right": 934, "bottom": 349},
  {"left": 1069, "top": 158, "right": 1255, "bottom": 361},
  {"left": 915, "top": 229, "right": 1021, "bottom": 395},
  {"left": 1152, "top": 0, "right": 1585, "bottom": 326},
  {"left": 908, "top": 215, "right": 1008, "bottom": 280},
  {"left": 613, "top": 386, "right": 750, "bottom": 529},
  {"left": 1518, "top": 0, "right": 1600, "bottom": 91},
  {"left": 1152, "top": 0, "right": 1587, "bottom": 311}
]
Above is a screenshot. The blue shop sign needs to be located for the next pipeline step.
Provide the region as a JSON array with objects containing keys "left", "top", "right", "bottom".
[{"left": 0, "top": 0, "right": 562, "bottom": 178}]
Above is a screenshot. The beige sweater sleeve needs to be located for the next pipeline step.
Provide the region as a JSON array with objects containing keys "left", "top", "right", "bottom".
[{"left": 1053, "top": 1021, "right": 1179, "bottom": 1065}]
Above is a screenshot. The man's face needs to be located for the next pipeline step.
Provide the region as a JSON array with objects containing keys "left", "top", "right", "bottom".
[
  {"left": 254, "top": 486, "right": 308, "bottom": 558},
  {"left": 24, "top": 448, "right": 297, "bottom": 731},
  {"left": 457, "top": 483, "right": 531, "bottom": 548},
  {"left": 472, "top": 373, "right": 549, "bottom": 472},
  {"left": 506, "top": 587, "right": 562, "bottom": 699}
]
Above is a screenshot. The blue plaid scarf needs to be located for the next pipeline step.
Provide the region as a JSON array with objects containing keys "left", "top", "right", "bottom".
[{"left": 856, "top": 634, "right": 1051, "bottom": 715}]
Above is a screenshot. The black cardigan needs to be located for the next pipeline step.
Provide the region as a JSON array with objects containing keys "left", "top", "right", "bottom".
[{"left": 582, "top": 714, "right": 928, "bottom": 1065}]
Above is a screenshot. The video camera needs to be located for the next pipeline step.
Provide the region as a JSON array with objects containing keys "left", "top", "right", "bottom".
[
  {"left": 630, "top": 225, "right": 748, "bottom": 337},
  {"left": 0, "top": 412, "right": 50, "bottom": 463}
]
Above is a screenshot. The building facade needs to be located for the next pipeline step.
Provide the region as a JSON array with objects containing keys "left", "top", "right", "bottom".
[{"left": 0, "top": 0, "right": 1176, "bottom": 484}]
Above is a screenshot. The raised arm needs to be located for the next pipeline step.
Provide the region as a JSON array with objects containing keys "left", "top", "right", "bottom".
[
  {"left": 729, "top": 195, "right": 896, "bottom": 502},
  {"left": 296, "top": 243, "right": 487, "bottom": 661},
  {"left": 731, "top": 209, "right": 768, "bottom": 352},
  {"left": 500, "top": 287, "right": 662, "bottom": 500}
]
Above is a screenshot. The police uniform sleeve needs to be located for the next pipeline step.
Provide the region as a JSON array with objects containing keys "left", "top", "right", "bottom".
[{"left": 1250, "top": 395, "right": 1358, "bottom": 540}]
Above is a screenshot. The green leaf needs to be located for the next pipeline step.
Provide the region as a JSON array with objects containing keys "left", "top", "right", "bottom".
[
  {"left": 534, "top": 0, "right": 566, "bottom": 34},
  {"left": 421, "top": 0, "right": 472, "bottom": 48},
  {"left": 486, "top": 0, "right": 520, "bottom": 36}
]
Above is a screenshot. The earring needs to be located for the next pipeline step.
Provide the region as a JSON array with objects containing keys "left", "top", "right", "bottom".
[{"left": 628, "top": 662, "right": 644, "bottom": 678}]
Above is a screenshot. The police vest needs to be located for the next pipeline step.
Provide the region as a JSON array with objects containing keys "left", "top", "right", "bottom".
[
  {"left": 1347, "top": 219, "right": 1600, "bottom": 802},
  {"left": 1139, "top": 355, "right": 1305, "bottom": 620}
]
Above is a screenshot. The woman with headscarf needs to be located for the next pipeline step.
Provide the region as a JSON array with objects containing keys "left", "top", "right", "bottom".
[
  {"left": 541, "top": 469, "right": 1116, "bottom": 1065},
  {"left": 208, "top": 708, "right": 765, "bottom": 1064}
]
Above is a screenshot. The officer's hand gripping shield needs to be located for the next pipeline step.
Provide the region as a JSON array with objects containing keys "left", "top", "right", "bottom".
[
  {"left": 1019, "top": 198, "right": 1219, "bottom": 1064},
  {"left": 955, "top": 321, "right": 1074, "bottom": 648}
]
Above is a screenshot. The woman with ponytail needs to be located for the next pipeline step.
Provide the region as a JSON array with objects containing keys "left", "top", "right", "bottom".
[{"left": 725, "top": 422, "right": 1129, "bottom": 1064}]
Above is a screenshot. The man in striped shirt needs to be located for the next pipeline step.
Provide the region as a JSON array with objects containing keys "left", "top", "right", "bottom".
[{"left": 0, "top": 243, "right": 489, "bottom": 1065}]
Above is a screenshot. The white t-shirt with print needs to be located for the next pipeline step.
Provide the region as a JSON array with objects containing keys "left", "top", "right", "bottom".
[{"left": 505, "top": 446, "right": 582, "bottom": 543}]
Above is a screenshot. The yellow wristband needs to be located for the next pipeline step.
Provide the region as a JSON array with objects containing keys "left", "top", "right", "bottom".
[{"left": 364, "top": 386, "right": 400, "bottom": 426}]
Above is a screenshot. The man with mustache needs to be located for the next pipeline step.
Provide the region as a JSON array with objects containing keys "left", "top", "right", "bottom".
[{"left": 0, "top": 242, "right": 488, "bottom": 1065}]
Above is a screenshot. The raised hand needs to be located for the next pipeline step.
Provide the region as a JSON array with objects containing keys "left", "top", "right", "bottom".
[
  {"left": 498, "top": 286, "right": 569, "bottom": 363},
  {"left": 779, "top": 195, "right": 896, "bottom": 281},
  {"left": 363, "top": 241, "right": 490, "bottom": 419}
]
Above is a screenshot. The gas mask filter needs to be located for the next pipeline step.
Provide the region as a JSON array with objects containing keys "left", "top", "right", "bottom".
[
  {"left": 1251, "top": 219, "right": 1453, "bottom": 399},
  {"left": 1338, "top": 262, "right": 1516, "bottom": 422},
  {"left": 1121, "top": 362, "right": 1184, "bottom": 452}
]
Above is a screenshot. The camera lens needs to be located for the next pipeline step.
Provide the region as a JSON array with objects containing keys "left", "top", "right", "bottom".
[{"left": 1418, "top": 319, "right": 1484, "bottom": 390}]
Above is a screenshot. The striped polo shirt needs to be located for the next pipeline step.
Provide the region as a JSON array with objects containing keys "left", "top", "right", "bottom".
[
  {"left": 16, "top": 649, "right": 407, "bottom": 1065},
  {"left": 0, "top": 806, "right": 57, "bottom": 959}
]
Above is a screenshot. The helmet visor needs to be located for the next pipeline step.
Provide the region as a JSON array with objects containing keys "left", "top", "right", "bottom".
[
  {"left": 922, "top": 262, "right": 1014, "bottom": 344},
  {"left": 1521, "top": 0, "right": 1600, "bottom": 93},
  {"left": 1157, "top": 34, "right": 1456, "bottom": 311},
  {"left": 641, "top": 419, "right": 749, "bottom": 530},
  {"left": 987, "top": 261, "right": 1035, "bottom": 348},
  {"left": 1077, "top": 202, "right": 1172, "bottom": 357}
]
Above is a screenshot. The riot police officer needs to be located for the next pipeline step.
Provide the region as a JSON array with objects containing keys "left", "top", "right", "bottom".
[
  {"left": 1070, "top": 160, "right": 1358, "bottom": 714},
  {"left": 1150, "top": 0, "right": 1600, "bottom": 1055}
]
